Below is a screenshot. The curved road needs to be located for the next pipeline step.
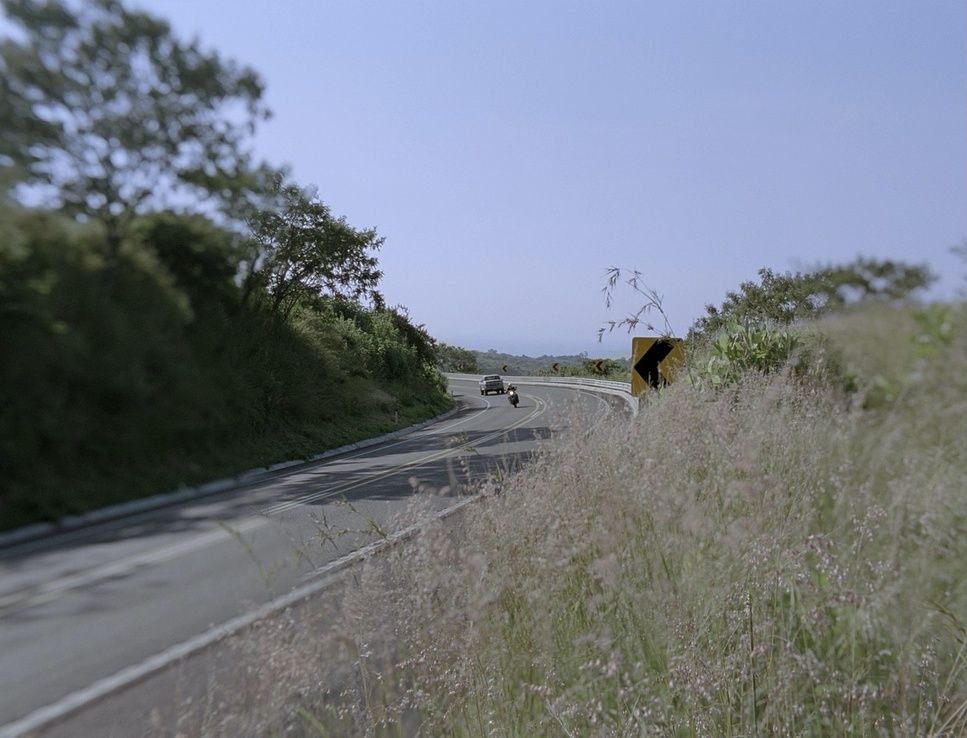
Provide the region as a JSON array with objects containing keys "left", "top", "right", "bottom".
[{"left": 0, "top": 379, "right": 617, "bottom": 735}]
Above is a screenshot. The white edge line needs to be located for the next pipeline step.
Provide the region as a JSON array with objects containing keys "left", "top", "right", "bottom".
[{"left": 0, "top": 495, "right": 480, "bottom": 738}]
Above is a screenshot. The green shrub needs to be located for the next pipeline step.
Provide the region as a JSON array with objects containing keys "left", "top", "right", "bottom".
[
  {"left": 131, "top": 211, "right": 241, "bottom": 306},
  {"left": 436, "top": 342, "right": 479, "bottom": 373},
  {"left": 0, "top": 210, "right": 452, "bottom": 529},
  {"left": 540, "top": 357, "right": 629, "bottom": 380},
  {"left": 691, "top": 258, "right": 935, "bottom": 338},
  {"left": 691, "top": 322, "right": 799, "bottom": 389},
  {"left": 912, "top": 304, "right": 954, "bottom": 358}
]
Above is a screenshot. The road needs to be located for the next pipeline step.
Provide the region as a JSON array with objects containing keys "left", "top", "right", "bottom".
[{"left": 0, "top": 378, "right": 618, "bottom": 735}]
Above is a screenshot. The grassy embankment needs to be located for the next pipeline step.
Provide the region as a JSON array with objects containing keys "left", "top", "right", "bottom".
[
  {"left": 0, "top": 212, "right": 452, "bottom": 531},
  {"left": 178, "top": 299, "right": 966, "bottom": 736}
]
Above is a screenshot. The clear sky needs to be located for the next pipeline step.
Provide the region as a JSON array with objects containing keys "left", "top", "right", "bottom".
[{"left": 132, "top": 2, "right": 967, "bottom": 354}]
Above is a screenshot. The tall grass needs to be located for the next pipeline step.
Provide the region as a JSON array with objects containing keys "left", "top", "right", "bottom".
[{"left": 169, "top": 301, "right": 967, "bottom": 737}]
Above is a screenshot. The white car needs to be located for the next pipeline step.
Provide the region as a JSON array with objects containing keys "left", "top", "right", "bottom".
[{"left": 479, "top": 375, "right": 506, "bottom": 395}]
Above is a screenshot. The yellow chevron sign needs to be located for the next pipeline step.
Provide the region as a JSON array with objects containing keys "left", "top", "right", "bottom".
[{"left": 631, "top": 337, "right": 684, "bottom": 395}]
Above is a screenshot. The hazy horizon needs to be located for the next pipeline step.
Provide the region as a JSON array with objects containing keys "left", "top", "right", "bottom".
[{"left": 13, "top": 0, "right": 965, "bottom": 357}]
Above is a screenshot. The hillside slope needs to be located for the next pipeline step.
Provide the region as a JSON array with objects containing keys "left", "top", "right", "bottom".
[{"left": 0, "top": 212, "right": 452, "bottom": 531}]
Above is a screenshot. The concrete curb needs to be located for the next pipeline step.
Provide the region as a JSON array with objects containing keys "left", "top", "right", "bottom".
[{"left": 0, "top": 406, "right": 460, "bottom": 550}]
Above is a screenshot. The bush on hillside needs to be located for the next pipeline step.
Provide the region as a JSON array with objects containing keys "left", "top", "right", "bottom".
[
  {"left": 435, "top": 342, "right": 479, "bottom": 373},
  {"left": 1, "top": 212, "right": 200, "bottom": 521},
  {"left": 691, "top": 257, "right": 935, "bottom": 338},
  {"left": 304, "top": 297, "right": 442, "bottom": 390},
  {"left": 131, "top": 211, "right": 242, "bottom": 306},
  {"left": 539, "top": 357, "right": 629, "bottom": 380},
  {"left": 690, "top": 322, "right": 799, "bottom": 390},
  {"left": 0, "top": 211, "right": 451, "bottom": 529}
]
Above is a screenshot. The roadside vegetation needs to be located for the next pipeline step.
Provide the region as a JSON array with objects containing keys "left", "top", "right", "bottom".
[
  {"left": 162, "top": 268, "right": 965, "bottom": 734},
  {"left": 438, "top": 258, "right": 935, "bottom": 385},
  {"left": 4, "top": 1, "right": 964, "bottom": 731},
  {"left": 0, "top": 0, "right": 450, "bottom": 530},
  {"left": 437, "top": 344, "right": 631, "bottom": 381}
]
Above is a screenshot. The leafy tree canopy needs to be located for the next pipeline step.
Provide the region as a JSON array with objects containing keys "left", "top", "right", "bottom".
[
  {"left": 0, "top": 0, "right": 270, "bottom": 248},
  {"left": 436, "top": 342, "right": 479, "bottom": 373},
  {"left": 692, "top": 257, "right": 935, "bottom": 338},
  {"left": 244, "top": 179, "right": 383, "bottom": 318}
]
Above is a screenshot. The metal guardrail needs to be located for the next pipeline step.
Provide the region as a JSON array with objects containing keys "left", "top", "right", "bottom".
[{"left": 445, "top": 373, "right": 638, "bottom": 416}]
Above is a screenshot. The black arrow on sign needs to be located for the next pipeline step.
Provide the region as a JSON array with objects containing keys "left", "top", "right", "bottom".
[{"left": 634, "top": 339, "right": 674, "bottom": 389}]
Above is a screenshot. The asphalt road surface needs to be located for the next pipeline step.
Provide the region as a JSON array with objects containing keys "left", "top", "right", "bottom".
[{"left": 0, "top": 378, "right": 617, "bottom": 735}]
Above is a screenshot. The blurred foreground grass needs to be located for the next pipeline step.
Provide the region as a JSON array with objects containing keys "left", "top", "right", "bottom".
[{"left": 168, "top": 299, "right": 967, "bottom": 737}]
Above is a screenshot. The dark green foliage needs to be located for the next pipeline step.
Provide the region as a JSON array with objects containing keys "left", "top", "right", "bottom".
[
  {"left": 541, "top": 357, "right": 629, "bottom": 380},
  {"left": 0, "top": 212, "right": 451, "bottom": 530},
  {"left": 384, "top": 306, "right": 437, "bottom": 367},
  {"left": 679, "top": 258, "right": 934, "bottom": 393},
  {"left": 302, "top": 297, "right": 440, "bottom": 387},
  {"left": 685, "top": 322, "right": 860, "bottom": 397},
  {"left": 467, "top": 348, "right": 630, "bottom": 377},
  {"left": 692, "top": 258, "right": 935, "bottom": 338},
  {"left": 582, "top": 357, "right": 626, "bottom": 378},
  {"left": 0, "top": 1, "right": 450, "bottom": 531},
  {"left": 690, "top": 323, "right": 800, "bottom": 389},
  {"left": 436, "top": 342, "right": 479, "bottom": 373},
  {"left": 0, "top": 0, "right": 269, "bottom": 247},
  {"left": 130, "top": 211, "right": 241, "bottom": 305},
  {"left": 244, "top": 179, "right": 382, "bottom": 318}
]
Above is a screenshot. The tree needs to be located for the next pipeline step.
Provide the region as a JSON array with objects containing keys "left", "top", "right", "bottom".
[
  {"left": 245, "top": 180, "right": 383, "bottom": 318},
  {"left": 130, "top": 211, "right": 239, "bottom": 304},
  {"left": 692, "top": 258, "right": 935, "bottom": 337},
  {"left": 0, "top": 0, "right": 269, "bottom": 250},
  {"left": 384, "top": 305, "right": 437, "bottom": 367},
  {"left": 581, "top": 357, "right": 625, "bottom": 377},
  {"left": 435, "top": 342, "right": 479, "bottom": 373}
]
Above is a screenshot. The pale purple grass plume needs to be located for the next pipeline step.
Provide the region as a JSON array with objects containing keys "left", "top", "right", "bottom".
[{"left": 160, "top": 302, "right": 967, "bottom": 737}]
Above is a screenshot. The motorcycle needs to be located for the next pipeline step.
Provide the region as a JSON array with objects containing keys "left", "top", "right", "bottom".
[{"left": 507, "top": 386, "right": 520, "bottom": 407}]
